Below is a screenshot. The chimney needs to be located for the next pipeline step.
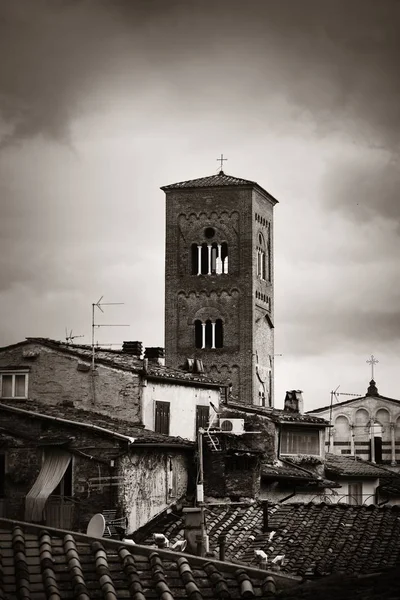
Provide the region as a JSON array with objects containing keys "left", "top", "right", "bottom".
[
  {"left": 144, "top": 347, "right": 165, "bottom": 365},
  {"left": 183, "top": 507, "right": 205, "bottom": 555},
  {"left": 122, "top": 341, "right": 143, "bottom": 357},
  {"left": 284, "top": 390, "right": 304, "bottom": 414}
]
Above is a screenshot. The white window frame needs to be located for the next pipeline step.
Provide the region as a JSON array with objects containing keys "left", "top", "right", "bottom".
[{"left": 0, "top": 371, "right": 29, "bottom": 399}]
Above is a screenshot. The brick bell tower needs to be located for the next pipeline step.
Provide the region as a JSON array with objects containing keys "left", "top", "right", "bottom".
[{"left": 162, "top": 169, "right": 278, "bottom": 406}]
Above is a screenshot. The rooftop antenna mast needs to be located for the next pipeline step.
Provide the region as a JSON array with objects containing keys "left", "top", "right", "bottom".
[
  {"left": 65, "top": 328, "right": 84, "bottom": 344},
  {"left": 91, "top": 296, "right": 129, "bottom": 370},
  {"left": 328, "top": 386, "right": 362, "bottom": 455}
]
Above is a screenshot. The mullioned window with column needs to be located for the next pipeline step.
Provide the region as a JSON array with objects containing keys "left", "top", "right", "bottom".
[
  {"left": 194, "top": 318, "right": 223, "bottom": 349},
  {"left": 190, "top": 227, "right": 229, "bottom": 275}
]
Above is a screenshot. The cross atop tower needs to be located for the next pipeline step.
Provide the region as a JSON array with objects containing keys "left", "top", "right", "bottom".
[
  {"left": 366, "top": 354, "right": 379, "bottom": 380},
  {"left": 216, "top": 153, "right": 227, "bottom": 172}
]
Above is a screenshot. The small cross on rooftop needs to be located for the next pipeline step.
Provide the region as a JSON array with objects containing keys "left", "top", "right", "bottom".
[
  {"left": 216, "top": 153, "right": 227, "bottom": 173},
  {"left": 366, "top": 354, "right": 379, "bottom": 380}
]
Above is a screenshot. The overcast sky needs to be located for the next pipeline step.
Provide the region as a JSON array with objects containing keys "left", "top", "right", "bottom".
[{"left": 0, "top": 0, "right": 399, "bottom": 410}]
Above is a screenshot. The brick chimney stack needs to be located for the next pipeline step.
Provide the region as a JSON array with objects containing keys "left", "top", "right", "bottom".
[
  {"left": 122, "top": 341, "right": 143, "bottom": 357},
  {"left": 284, "top": 390, "right": 304, "bottom": 414},
  {"left": 144, "top": 347, "right": 165, "bottom": 366}
]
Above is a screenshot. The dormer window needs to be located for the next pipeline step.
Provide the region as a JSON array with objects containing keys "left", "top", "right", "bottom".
[
  {"left": 194, "top": 319, "right": 223, "bottom": 349},
  {"left": 191, "top": 241, "right": 229, "bottom": 275}
]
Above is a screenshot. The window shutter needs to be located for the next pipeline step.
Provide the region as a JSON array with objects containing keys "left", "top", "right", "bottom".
[
  {"left": 155, "top": 401, "right": 170, "bottom": 435},
  {"left": 196, "top": 405, "right": 209, "bottom": 430}
]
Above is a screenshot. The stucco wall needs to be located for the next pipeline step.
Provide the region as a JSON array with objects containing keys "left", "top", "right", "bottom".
[
  {"left": 142, "top": 380, "right": 220, "bottom": 440},
  {"left": 119, "top": 450, "right": 190, "bottom": 533},
  {"left": 0, "top": 343, "right": 141, "bottom": 422}
]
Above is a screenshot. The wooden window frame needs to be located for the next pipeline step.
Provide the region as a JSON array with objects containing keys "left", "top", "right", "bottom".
[{"left": 155, "top": 401, "right": 170, "bottom": 435}]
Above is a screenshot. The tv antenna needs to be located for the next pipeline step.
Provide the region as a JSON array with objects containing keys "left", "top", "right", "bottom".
[
  {"left": 91, "top": 296, "right": 129, "bottom": 370},
  {"left": 65, "top": 328, "right": 84, "bottom": 344},
  {"left": 328, "top": 385, "right": 362, "bottom": 448}
]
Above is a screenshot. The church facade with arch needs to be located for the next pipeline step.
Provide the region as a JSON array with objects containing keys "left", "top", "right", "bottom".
[{"left": 309, "top": 380, "right": 400, "bottom": 468}]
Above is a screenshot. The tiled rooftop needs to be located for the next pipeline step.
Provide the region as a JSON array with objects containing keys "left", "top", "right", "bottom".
[
  {"left": 225, "top": 401, "right": 328, "bottom": 426},
  {"left": 324, "top": 454, "right": 386, "bottom": 479},
  {"left": 0, "top": 518, "right": 297, "bottom": 599},
  {"left": 2, "top": 338, "right": 221, "bottom": 387},
  {"left": 0, "top": 400, "right": 194, "bottom": 447},
  {"left": 276, "top": 568, "right": 400, "bottom": 600},
  {"left": 161, "top": 172, "right": 278, "bottom": 204},
  {"left": 261, "top": 461, "right": 338, "bottom": 488},
  {"left": 134, "top": 502, "right": 400, "bottom": 577}
]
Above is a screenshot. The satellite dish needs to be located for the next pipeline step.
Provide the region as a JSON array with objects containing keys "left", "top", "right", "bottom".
[{"left": 86, "top": 513, "right": 106, "bottom": 537}]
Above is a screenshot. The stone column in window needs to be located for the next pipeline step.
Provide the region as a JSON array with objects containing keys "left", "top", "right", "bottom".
[
  {"left": 350, "top": 424, "right": 355, "bottom": 456},
  {"left": 211, "top": 321, "right": 216, "bottom": 349},
  {"left": 216, "top": 244, "right": 222, "bottom": 274},
  {"left": 370, "top": 421, "right": 375, "bottom": 463},
  {"left": 224, "top": 255, "right": 228, "bottom": 274},
  {"left": 390, "top": 422, "right": 396, "bottom": 465},
  {"left": 329, "top": 425, "right": 334, "bottom": 453},
  {"left": 201, "top": 322, "right": 206, "bottom": 349},
  {"left": 207, "top": 244, "right": 212, "bottom": 275},
  {"left": 197, "top": 245, "right": 202, "bottom": 276}
]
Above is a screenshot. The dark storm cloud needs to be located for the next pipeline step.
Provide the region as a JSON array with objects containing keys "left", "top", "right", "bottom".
[
  {"left": 1, "top": 0, "right": 399, "bottom": 147},
  {"left": 0, "top": 0, "right": 135, "bottom": 145},
  {"left": 282, "top": 307, "right": 400, "bottom": 356},
  {"left": 324, "top": 153, "right": 400, "bottom": 225}
]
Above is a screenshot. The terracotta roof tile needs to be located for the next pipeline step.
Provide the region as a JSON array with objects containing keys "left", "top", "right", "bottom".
[
  {"left": 2, "top": 338, "right": 221, "bottom": 388},
  {"left": 0, "top": 400, "right": 194, "bottom": 447},
  {"left": 276, "top": 568, "right": 400, "bottom": 600},
  {"left": 325, "top": 454, "right": 389, "bottom": 479},
  {"left": 0, "top": 519, "right": 296, "bottom": 599},
  {"left": 225, "top": 402, "right": 328, "bottom": 425},
  {"left": 261, "top": 462, "right": 338, "bottom": 487},
  {"left": 134, "top": 502, "right": 400, "bottom": 578}
]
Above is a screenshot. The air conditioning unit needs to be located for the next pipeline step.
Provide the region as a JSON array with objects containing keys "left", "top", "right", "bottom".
[{"left": 219, "top": 418, "right": 245, "bottom": 435}]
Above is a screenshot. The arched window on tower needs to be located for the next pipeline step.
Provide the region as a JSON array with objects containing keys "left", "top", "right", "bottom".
[
  {"left": 191, "top": 235, "right": 229, "bottom": 275},
  {"left": 257, "top": 233, "right": 266, "bottom": 280},
  {"left": 193, "top": 318, "right": 224, "bottom": 349},
  {"left": 194, "top": 320, "right": 203, "bottom": 349},
  {"left": 215, "top": 319, "right": 223, "bottom": 348}
]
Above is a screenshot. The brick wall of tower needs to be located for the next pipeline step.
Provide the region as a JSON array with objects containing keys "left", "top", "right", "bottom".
[
  {"left": 252, "top": 190, "right": 275, "bottom": 406},
  {"left": 164, "top": 183, "right": 276, "bottom": 406}
]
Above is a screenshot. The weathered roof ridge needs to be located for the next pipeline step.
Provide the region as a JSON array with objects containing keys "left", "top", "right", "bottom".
[
  {"left": 225, "top": 400, "right": 329, "bottom": 424},
  {"left": 0, "top": 517, "right": 300, "bottom": 598},
  {"left": 0, "top": 337, "right": 222, "bottom": 388},
  {"left": 133, "top": 500, "right": 400, "bottom": 578},
  {"left": 0, "top": 400, "right": 194, "bottom": 448},
  {"left": 161, "top": 171, "right": 279, "bottom": 203}
]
